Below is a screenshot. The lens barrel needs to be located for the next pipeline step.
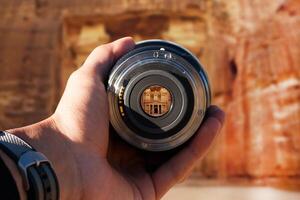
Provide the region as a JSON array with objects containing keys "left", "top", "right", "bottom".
[{"left": 107, "top": 40, "right": 211, "bottom": 151}]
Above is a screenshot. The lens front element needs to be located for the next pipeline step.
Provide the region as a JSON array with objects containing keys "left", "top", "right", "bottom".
[{"left": 140, "top": 85, "right": 172, "bottom": 117}]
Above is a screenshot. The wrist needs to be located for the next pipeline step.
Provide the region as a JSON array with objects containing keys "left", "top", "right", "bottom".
[
  {"left": 0, "top": 149, "right": 26, "bottom": 200},
  {"left": 7, "top": 117, "right": 82, "bottom": 200}
]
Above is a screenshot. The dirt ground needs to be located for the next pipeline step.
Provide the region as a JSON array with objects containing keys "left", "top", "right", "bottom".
[{"left": 162, "top": 186, "right": 300, "bottom": 200}]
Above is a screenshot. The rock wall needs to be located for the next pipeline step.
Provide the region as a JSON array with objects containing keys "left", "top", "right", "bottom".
[
  {"left": 223, "top": 0, "right": 300, "bottom": 184},
  {"left": 0, "top": 0, "right": 299, "bottom": 187}
]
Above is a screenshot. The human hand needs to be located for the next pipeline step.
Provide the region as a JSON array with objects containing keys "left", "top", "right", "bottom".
[{"left": 9, "top": 37, "right": 225, "bottom": 200}]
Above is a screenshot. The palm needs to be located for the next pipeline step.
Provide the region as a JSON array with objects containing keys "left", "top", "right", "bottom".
[{"left": 108, "top": 133, "right": 157, "bottom": 200}]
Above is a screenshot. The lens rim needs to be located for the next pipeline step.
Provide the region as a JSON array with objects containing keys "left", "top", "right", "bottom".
[{"left": 107, "top": 39, "right": 211, "bottom": 151}]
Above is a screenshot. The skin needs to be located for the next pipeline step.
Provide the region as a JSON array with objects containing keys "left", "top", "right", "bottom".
[{"left": 1, "top": 37, "right": 225, "bottom": 200}]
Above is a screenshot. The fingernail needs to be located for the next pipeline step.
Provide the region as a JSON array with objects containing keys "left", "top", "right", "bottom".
[
  {"left": 207, "top": 105, "right": 220, "bottom": 114},
  {"left": 207, "top": 105, "right": 225, "bottom": 124}
]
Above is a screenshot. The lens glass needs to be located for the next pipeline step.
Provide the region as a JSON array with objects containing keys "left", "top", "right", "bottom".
[{"left": 140, "top": 85, "right": 172, "bottom": 117}]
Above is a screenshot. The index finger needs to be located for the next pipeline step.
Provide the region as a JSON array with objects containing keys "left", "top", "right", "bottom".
[{"left": 82, "top": 37, "right": 135, "bottom": 81}]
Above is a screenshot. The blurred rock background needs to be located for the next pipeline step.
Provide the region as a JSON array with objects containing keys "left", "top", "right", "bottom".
[{"left": 0, "top": 0, "right": 299, "bottom": 190}]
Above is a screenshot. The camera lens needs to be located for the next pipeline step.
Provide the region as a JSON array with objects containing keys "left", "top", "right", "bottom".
[{"left": 107, "top": 40, "right": 211, "bottom": 151}]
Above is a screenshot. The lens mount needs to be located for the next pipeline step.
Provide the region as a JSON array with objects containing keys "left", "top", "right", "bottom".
[{"left": 107, "top": 40, "right": 211, "bottom": 151}]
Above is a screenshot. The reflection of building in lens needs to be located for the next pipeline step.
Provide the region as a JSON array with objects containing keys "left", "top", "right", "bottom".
[{"left": 141, "top": 85, "right": 172, "bottom": 117}]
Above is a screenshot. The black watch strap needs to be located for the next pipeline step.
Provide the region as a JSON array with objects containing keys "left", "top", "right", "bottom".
[{"left": 0, "top": 131, "right": 59, "bottom": 200}]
